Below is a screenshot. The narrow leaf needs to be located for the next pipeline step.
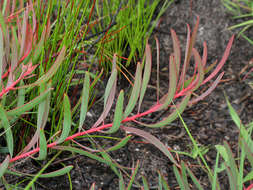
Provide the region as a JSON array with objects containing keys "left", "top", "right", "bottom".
[
  {"left": 20, "top": 46, "right": 66, "bottom": 88},
  {"left": 55, "top": 146, "right": 118, "bottom": 167},
  {"left": 142, "top": 94, "right": 191, "bottom": 128},
  {"left": 105, "top": 135, "right": 132, "bottom": 152},
  {"left": 92, "top": 59, "right": 117, "bottom": 128},
  {"left": 37, "top": 129, "right": 47, "bottom": 160},
  {"left": 39, "top": 165, "right": 73, "bottom": 178},
  {"left": 7, "top": 88, "right": 52, "bottom": 117},
  {"left": 0, "top": 104, "right": 13, "bottom": 157},
  {"left": 0, "top": 155, "right": 10, "bottom": 178},
  {"left": 79, "top": 71, "right": 90, "bottom": 131},
  {"left": 138, "top": 42, "right": 152, "bottom": 111},
  {"left": 124, "top": 62, "right": 142, "bottom": 118},
  {"left": 202, "top": 35, "right": 234, "bottom": 85},
  {"left": 171, "top": 29, "right": 181, "bottom": 76},
  {"left": 158, "top": 55, "right": 177, "bottom": 110},
  {"left": 121, "top": 126, "right": 179, "bottom": 167},
  {"left": 57, "top": 94, "right": 71, "bottom": 144},
  {"left": 0, "top": 27, "right": 3, "bottom": 86},
  {"left": 189, "top": 72, "right": 224, "bottom": 105},
  {"left": 105, "top": 90, "right": 124, "bottom": 134},
  {"left": 173, "top": 165, "right": 186, "bottom": 190}
]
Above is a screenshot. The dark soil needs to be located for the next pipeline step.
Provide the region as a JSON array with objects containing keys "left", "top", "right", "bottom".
[{"left": 3, "top": 0, "right": 252, "bottom": 189}]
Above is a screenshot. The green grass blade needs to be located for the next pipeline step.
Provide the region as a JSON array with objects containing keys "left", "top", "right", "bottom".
[
  {"left": 105, "top": 90, "right": 124, "bottom": 134},
  {"left": 173, "top": 165, "right": 186, "bottom": 190},
  {"left": 119, "top": 171, "right": 126, "bottom": 190},
  {"left": 124, "top": 62, "right": 142, "bottom": 118},
  {"left": 228, "top": 20, "right": 253, "bottom": 30},
  {"left": 224, "top": 142, "right": 239, "bottom": 185},
  {"left": 126, "top": 161, "right": 139, "bottom": 190},
  {"left": 142, "top": 176, "right": 149, "bottom": 190},
  {"left": 79, "top": 71, "right": 90, "bottom": 131},
  {"left": 184, "top": 162, "right": 204, "bottom": 190},
  {"left": 225, "top": 96, "right": 252, "bottom": 147},
  {"left": 105, "top": 135, "right": 131, "bottom": 152},
  {"left": 158, "top": 170, "right": 170, "bottom": 190},
  {"left": 0, "top": 155, "right": 10, "bottom": 178},
  {"left": 181, "top": 162, "right": 190, "bottom": 190},
  {"left": 0, "top": 104, "right": 13, "bottom": 157},
  {"left": 243, "top": 170, "right": 253, "bottom": 183},
  {"left": 7, "top": 88, "right": 52, "bottom": 117},
  {"left": 57, "top": 94, "right": 71, "bottom": 144},
  {"left": 212, "top": 152, "right": 220, "bottom": 190},
  {"left": 24, "top": 151, "right": 61, "bottom": 190}
]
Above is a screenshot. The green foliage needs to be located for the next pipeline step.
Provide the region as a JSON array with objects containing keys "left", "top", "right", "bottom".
[
  {"left": 0, "top": 1, "right": 238, "bottom": 189},
  {"left": 222, "top": 0, "right": 253, "bottom": 45}
]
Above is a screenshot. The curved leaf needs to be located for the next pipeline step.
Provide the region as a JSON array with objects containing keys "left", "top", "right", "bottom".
[
  {"left": 39, "top": 165, "right": 73, "bottom": 178},
  {"left": 92, "top": 57, "right": 117, "bottom": 128},
  {"left": 0, "top": 155, "right": 10, "bottom": 178},
  {"left": 124, "top": 62, "right": 142, "bottom": 118},
  {"left": 38, "top": 129, "right": 47, "bottom": 160},
  {"left": 121, "top": 126, "right": 179, "bottom": 167},
  {"left": 105, "top": 90, "right": 124, "bottom": 134},
  {"left": 7, "top": 88, "right": 52, "bottom": 117},
  {"left": 141, "top": 94, "right": 191, "bottom": 128},
  {"left": 158, "top": 55, "right": 177, "bottom": 110},
  {"left": 138, "top": 43, "right": 152, "bottom": 111},
  {"left": 57, "top": 94, "right": 71, "bottom": 144},
  {"left": 105, "top": 135, "right": 132, "bottom": 152},
  {"left": 20, "top": 46, "right": 66, "bottom": 88},
  {"left": 79, "top": 71, "right": 90, "bottom": 131},
  {"left": 0, "top": 104, "right": 13, "bottom": 157}
]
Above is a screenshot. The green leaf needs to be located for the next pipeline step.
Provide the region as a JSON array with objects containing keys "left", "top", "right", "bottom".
[
  {"left": 225, "top": 96, "right": 252, "bottom": 149},
  {"left": 138, "top": 43, "right": 152, "bottom": 111},
  {"left": 0, "top": 104, "right": 14, "bottom": 157},
  {"left": 142, "top": 176, "right": 149, "bottom": 190},
  {"left": 119, "top": 171, "right": 126, "bottom": 190},
  {"left": 0, "top": 155, "right": 10, "bottom": 178},
  {"left": 158, "top": 171, "right": 170, "bottom": 190},
  {"left": 39, "top": 165, "right": 73, "bottom": 178},
  {"left": 158, "top": 55, "right": 177, "bottom": 110},
  {"left": 37, "top": 129, "right": 47, "bottom": 160},
  {"left": 228, "top": 20, "right": 253, "bottom": 30},
  {"left": 124, "top": 62, "right": 142, "bottom": 118},
  {"left": 105, "top": 90, "right": 124, "bottom": 134},
  {"left": 104, "top": 68, "right": 117, "bottom": 109},
  {"left": 126, "top": 161, "right": 139, "bottom": 190},
  {"left": 184, "top": 162, "right": 204, "bottom": 190},
  {"left": 143, "top": 94, "right": 191, "bottom": 128},
  {"left": 55, "top": 146, "right": 118, "bottom": 167},
  {"left": 7, "top": 88, "right": 52, "bottom": 117},
  {"left": 79, "top": 71, "right": 90, "bottom": 131},
  {"left": 243, "top": 170, "right": 253, "bottom": 183},
  {"left": 57, "top": 94, "right": 72, "bottom": 144},
  {"left": 173, "top": 165, "right": 186, "bottom": 190},
  {"left": 105, "top": 135, "right": 131, "bottom": 152}
]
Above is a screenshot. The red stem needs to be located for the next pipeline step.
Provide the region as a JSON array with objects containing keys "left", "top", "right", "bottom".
[{"left": 10, "top": 104, "right": 161, "bottom": 163}]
